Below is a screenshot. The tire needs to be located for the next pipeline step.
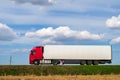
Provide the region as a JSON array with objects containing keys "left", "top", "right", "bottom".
[
  {"left": 80, "top": 60, "right": 86, "bottom": 65},
  {"left": 93, "top": 61, "right": 98, "bottom": 65},
  {"left": 100, "top": 61, "right": 105, "bottom": 64},
  {"left": 34, "top": 60, "right": 39, "bottom": 65},
  {"left": 52, "top": 60, "right": 60, "bottom": 65},
  {"left": 86, "top": 60, "right": 92, "bottom": 65}
]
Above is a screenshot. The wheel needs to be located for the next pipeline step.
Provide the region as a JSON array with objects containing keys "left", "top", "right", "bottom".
[
  {"left": 100, "top": 61, "right": 105, "bottom": 64},
  {"left": 93, "top": 61, "right": 98, "bottom": 65},
  {"left": 87, "top": 60, "right": 92, "bottom": 65},
  {"left": 80, "top": 60, "right": 86, "bottom": 65},
  {"left": 51, "top": 60, "right": 60, "bottom": 65},
  {"left": 34, "top": 60, "right": 39, "bottom": 65}
]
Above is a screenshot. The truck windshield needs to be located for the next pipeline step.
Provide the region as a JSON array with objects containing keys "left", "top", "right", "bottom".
[{"left": 31, "top": 50, "right": 36, "bottom": 55}]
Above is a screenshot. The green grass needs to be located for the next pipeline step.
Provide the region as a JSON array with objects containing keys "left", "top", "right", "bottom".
[{"left": 0, "top": 65, "right": 120, "bottom": 76}]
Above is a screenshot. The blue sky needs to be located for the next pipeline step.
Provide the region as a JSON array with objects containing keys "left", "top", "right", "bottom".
[{"left": 0, "top": 0, "right": 120, "bottom": 65}]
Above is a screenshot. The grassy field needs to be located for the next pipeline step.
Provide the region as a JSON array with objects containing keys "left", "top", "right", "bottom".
[
  {"left": 0, "top": 75, "right": 120, "bottom": 80},
  {"left": 0, "top": 65, "right": 120, "bottom": 76}
]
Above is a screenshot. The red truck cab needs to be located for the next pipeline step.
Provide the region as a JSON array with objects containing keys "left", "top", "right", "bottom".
[{"left": 29, "top": 46, "right": 43, "bottom": 65}]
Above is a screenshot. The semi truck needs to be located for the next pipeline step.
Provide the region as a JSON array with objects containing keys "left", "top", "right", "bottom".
[{"left": 29, "top": 45, "right": 112, "bottom": 65}]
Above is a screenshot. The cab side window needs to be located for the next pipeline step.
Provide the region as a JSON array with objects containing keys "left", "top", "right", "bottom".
[{"left": 31, "top": 50, "right": 36, "bottom": 55}]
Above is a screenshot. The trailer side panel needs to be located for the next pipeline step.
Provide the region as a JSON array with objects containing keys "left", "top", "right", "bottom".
[{"left": 43, "top": 45, "right": 112, "bottom": 60}]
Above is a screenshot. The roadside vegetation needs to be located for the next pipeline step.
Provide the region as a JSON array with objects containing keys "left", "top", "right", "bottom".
[{"left": 0, "top": 65, "right": 120, "bottom": 76}]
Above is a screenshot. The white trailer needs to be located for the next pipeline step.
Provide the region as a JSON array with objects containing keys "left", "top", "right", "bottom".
[
  {"left": 43, "top": 45, "right": 112, "bottom": 65},
  {"left": 30, "top": 45, "right": 112, "bottom": 65}
]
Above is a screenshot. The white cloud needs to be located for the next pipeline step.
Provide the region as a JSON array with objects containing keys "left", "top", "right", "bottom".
[
  {"left": 0, "top": 23, "right": 17, "bottom": 41},
  {"left": 0, "top": 25, "right": 105, "bottom": 45},
  {"left": 106, "top": 15, "right": 120, "bottom": 29},
  {"left": 25, "top": 26, "right": 104, "bottom": 44},
  {"left": 12, "top": 37, "right": 41, "bottom": 45},
  {"left": 10, "top": 48, "right": 30, "bottom": 54},
  {"left": 43, "top": 38, "right": 58, "bottom": 44},
  {"left": 0, "top": 48, "right": 30, "bottom": 54},
  {"left": 110, "top": 37, "right": 120, "bottom": 44},
  {"left": 11, "top": 0, "right": 54, "bottom": 6}
]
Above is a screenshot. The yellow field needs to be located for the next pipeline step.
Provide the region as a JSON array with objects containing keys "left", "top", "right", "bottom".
[{"left": 0, "top": 75, "right": 120, "bottom": 80}]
